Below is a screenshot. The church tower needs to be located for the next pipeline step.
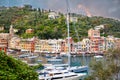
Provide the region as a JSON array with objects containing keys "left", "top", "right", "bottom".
[{"left": 9, "top": 25, "right": 14, "bottom": 37}]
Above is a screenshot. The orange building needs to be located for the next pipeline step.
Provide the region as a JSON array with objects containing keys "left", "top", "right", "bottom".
[
  {"left": 26, "top": 28, "right": 34, "bottom": 34},
  {"left": 0, "top": 33, "right": 9, "bottom": 53},
  {"left": 0, "top": 38, "right": 8, "bottom": 53},
  {"left": 20, "top": 38, "right": 35, "bottom": 52}
]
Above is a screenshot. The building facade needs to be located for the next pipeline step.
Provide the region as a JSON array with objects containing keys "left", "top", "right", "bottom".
[
  {"left": 0, "top": 38, "right": 8, "bottom": 52},
  {"left": 26, "top": 28, "right": 34, "bottom": 34},
  {"left": 48, "top": 11, "right": 59, "bottom": 19},
  {"left": 8, "top": 36, "right": 21, "bottom": 49},
  {"left": 34, "top": 40, "right": 52, "bottom": 53},
  {"left": 88, "top": 28, "right": 103, "bottom": 53},
  {"left": 20, "top": 38, "right": 35, "bottom": 53}
]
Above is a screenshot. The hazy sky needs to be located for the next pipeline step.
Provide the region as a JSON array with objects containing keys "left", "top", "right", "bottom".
[{"left": 0, "top": 0, "right": 120, "bottom": 19}]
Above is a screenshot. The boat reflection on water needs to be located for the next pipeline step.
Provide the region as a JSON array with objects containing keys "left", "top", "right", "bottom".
[
  {"left": 47, "top": 55, "right": 63, "bottom": 62},
  {"left": 47, "top": 57, "right": 62, "bottom": 62}
]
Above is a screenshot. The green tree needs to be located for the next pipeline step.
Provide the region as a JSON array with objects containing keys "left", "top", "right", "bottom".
[
  {"left": 106, "top": 48, "right": 120, "bottom": 80},
  {"left": 0, "top": 51, "right": 38, "bottom": 80},
  {"left": 85, "top": 48, "right": 120, "bottom": 80}
]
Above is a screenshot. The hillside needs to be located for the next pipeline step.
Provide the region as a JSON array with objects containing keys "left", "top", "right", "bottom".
[
  {"left": 0, "top": 51, "right": 38, "bottom": 80},
  {"left": 0, "top": 6, "right": 120, "bottom": 41}
]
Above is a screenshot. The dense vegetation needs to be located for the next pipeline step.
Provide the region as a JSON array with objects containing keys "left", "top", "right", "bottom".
[
  {"left": 0, "top": 5, "right": 120, "bottom": 41},
  {"left": 85, "top": 48, "right": 120, "bottom": 80},
  {"left": 0, "top": 51, "right": 38, "bottom": 80}
]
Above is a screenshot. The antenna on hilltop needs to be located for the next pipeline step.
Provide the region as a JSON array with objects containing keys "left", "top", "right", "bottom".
[{"left": 7, "top": 0, "right": 10, "bottom": 8}]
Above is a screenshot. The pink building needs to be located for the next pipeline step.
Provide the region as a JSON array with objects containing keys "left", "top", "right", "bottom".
[
  {"left": 65, "top": 37, "right": 75, "bottom": 53},
  {"left": 88, "top": 28, "right": 103, "bottom": 53}
]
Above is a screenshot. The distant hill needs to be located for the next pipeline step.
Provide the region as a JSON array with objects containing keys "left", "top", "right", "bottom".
[
  {"left": 0, "top": 6, "right": 120, "bottom": 41},
  {"left": 0, "top": 51, "right": 38, "bottom": 80}
]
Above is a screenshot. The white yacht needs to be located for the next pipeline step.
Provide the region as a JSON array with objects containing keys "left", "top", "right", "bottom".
[
  {"left": 94, "top": 55, "right": 103, "bottom": 59},
  {"left": 38, "top": 69, "right": 86, "bottom": 80}
]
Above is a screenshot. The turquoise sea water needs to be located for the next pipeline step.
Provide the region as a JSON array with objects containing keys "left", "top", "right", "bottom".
[
  {"left": 70, "top": 56, "right": 91, "bottom": 67},
  {"left": 39, "top": 55, "right": 92, "bottom": 67}
]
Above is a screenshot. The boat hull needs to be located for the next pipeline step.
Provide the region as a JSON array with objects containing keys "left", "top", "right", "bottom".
[
  {"left": 39, "top": 75, "right": 83, "bottom": 80},
  {"left": 52, "top": 75, "right": 83, "bottom": 80},
  {"left": 70, "top": 66, "right": 89, "bottom": 73},
  {"left": 39, "top": 70, "right": 86, "bottom": 80}
]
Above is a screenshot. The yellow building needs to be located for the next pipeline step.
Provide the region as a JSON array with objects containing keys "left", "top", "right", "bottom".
[
  {"left": 35, "top": 40, "right": 52, "bottom": 53},
  {"left": 81, "top": 38, "right": 90, "bottom": 53},
  {"left": 88, "top": 28, "right": 100, "bottom": 38},
  {"left": 9, "top": 36, "right": 21, "bottom": 49}
]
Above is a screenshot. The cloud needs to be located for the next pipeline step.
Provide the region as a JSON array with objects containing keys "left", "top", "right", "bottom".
[
  {"left": 109, "top": 8, "right": 118, "bottom": 14},
  {"left": 76, "top": 4, "right": 92, "bottom": 17}
]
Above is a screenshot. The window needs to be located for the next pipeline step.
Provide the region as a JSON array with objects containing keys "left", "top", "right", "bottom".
[
  {"left": 65, "top": 75, "right": 77, "bottom": 78},
  {"left": 52, "top": 77, "right": 63, "bottom": 79}
]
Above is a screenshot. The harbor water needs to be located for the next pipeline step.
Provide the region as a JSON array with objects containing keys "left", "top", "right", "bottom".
[{"left": 38, "top": 55, "right": 92, "bottom": 67}]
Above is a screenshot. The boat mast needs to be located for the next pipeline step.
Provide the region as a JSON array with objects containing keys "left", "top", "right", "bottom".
[{"left": 66, "top": 0, "right": 71, "bottom": 69}]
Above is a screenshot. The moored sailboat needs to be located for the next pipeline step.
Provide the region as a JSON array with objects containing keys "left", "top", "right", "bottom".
[
  {"left": 38, "top": 0, "right": 88, "bottom": 79},
  {"left": 64, "top": 0, "right": 89, "bottom": 74}
]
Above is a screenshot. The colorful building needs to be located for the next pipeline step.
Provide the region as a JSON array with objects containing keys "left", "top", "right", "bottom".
[
  {"left": 60, "top": 39, "right": 66, "bottom": 52},
  {"left": 20, "top": 38, "right": 35, "bottom": 53},
  {"left": 81, "top": 38, "right": 91, "bottom": 53},
  {"left": 48, "top": 39, "right": 62, "bottom": 53},
  {"left": 8, "top": 36, "right": 21, "bottom": 49},
  {"left": 0, "top": 32, "right": 10, "bottom": 53},
  {"left": 26, "top": 28, "right": 34, "bottom": 34},
  {"left": 65, "top": 37, "right": 75, "bottom": 53},
  {"left": 35, "top": 39, "right": 65, "bottom": 53},
  {"left": 88, "top": 28, "right": 102, "bottom": 53},
  {"left": 0, "top": 38, "right": 8, "bottom": 53},
  {"left": 34, "top": 39, "right": 52, "bottom": 53}
]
